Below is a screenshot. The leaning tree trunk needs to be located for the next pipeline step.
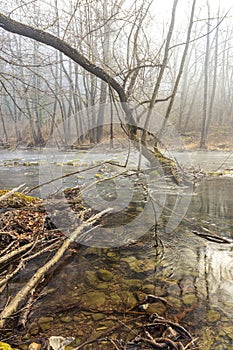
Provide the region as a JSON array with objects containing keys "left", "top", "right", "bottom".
[{"left": 0, "top": 12, "right": 182, "bottom": 184}]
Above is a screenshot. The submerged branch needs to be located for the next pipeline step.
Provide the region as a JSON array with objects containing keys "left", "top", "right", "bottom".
[{"left": 0, "top": 208, "right": 112, "bottom": 329}]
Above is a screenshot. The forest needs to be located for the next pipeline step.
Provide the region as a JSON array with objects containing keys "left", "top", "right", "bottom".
[
  {"left": 0, "top": 0, "right": 232, "bottom": 149},
  {"left": 1, "top": 1, "right": 233, "bottom": 350}
]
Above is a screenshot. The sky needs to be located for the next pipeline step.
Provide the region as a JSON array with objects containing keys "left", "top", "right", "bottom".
[{"left": 150, "top": 0, "right": 233, "bottom": 25}]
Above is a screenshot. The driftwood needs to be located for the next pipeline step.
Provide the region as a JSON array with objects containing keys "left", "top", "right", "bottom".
[{"left": 0, "top": 208, "right": 112, "bottom": 329}]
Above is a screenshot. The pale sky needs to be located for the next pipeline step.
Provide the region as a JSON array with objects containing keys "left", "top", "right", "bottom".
[{"left": 151, "top": 0, "right": 233, "bottom": 23}]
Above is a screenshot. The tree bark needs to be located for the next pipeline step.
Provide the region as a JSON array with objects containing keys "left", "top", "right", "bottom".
[{"left": 199, "top": 2, "right": 210, "bottom": 149}]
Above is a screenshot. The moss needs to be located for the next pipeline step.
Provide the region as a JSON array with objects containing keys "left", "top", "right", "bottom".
[
  {"left": 0, "top": 190, "right": 41, "bottom": 208},
  {"left": 97, "top": 269, "right": 114, "bottom": 282},
  {"left": 0, "top": 342, "right": 14, "bottom": 350}
]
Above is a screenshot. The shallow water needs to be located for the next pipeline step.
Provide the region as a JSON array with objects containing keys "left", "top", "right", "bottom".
[{"left": 1, "top": 149, "right": 233, "bottom": 348}]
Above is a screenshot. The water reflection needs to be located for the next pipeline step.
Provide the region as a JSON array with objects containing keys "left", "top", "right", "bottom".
[
  {"left": 197, "top": 245, "right": 233, "bottom": 308},
  {"left": 29, "top": 173, "right": 233, "bottom": 346},
  {"left": 197, "top": 178, "right": 233, "bottom": 223}
]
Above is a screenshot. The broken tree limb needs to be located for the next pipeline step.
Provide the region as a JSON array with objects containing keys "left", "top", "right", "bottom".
[{"left": 0, "top": 208, "right": 112, "bottom": 329}]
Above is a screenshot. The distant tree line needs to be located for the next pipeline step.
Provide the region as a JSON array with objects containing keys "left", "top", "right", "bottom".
[{"left": 0, "top": 0, "right": 232, "bottom": 149}]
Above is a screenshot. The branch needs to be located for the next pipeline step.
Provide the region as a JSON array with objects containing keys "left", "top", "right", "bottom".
[
  {"left": 0, "top": 13, "right": 136, "bottom": 128},
  {"left": 0, "top": 242, "right": 34, "bottom": 266},
  {"left": 0, "top": 208, "right": 112, "bottom": 329},
  {"left": 169, "top": 9, "right": 231, "bottom": 50}
]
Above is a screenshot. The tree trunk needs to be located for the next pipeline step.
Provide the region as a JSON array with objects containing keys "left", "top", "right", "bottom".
[{"left": 199, "top": 2, "right": 210, "bottom": 149}]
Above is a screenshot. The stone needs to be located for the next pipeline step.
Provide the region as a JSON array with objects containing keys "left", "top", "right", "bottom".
[
  {"left": 60, "top": 316, "right": 72, "bottom": 323},
  {"left": 142, "top": 284, "right": 155, "bottom": 293},
  {"left": 92, "top": 313, "right": 105, "bottom": 321},
  {"left": 167, "top": 296, "right": 182, "bottom": 308},
  {"left": 110, "top": 293, "right": 122, "bottom": 305},
  {"left": 206, "top": 309, "right": 221, "bottom": 323},
  {"left": 38, "top": 316, "right": 54, "bottom": 324},
  {"left": 182, "top": 293, "right": 197, "bottom": 305},
  {"left": 123, "top": 279, "right": 142, "bottom": 289},
  {"left": 96, "top": 282, "right": 109, "bottom": 290},
  {"left": 106, "top": 252, "right": 119, "bottom": 261},
  {"left": 123, "top": 257, "right": 155, "bottom": 273},
  {"left": 29, "top": 324, "right": 39, "bottom": 336},
  {"left": 28, "top": 343, "right": 41, "bottom": 350},
  {"left": 97, "top": 269, "right": 114, "bottom": 282},
  {"left": 38, "top": 317, "right": 54, "bottom": 332},
  {"left": 120, "top": 291, "right": 137, "bottom": 308},
  {"left": 81, "top": 291, "right": 106, "bottom": 307},
  {"left": 76, "top": 330, "right": 84, "bottom": 337},
  {"left": 85, "top": 271, "right": 98, "bottom": 287},
  {"left": 145, "top": 302, "right": 167, "bottom": 316}
]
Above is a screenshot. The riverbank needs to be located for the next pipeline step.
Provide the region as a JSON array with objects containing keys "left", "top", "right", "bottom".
[
  {"left": 0, "top": 187, "right": 200, "bottom": 350},
  {"left": 1, "top": 149, "right": 233, "bottom": 349}
]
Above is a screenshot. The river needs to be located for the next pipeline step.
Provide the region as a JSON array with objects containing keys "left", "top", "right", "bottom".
[{"left": 1, "top": 148, "right": 233, "bottom": 349}]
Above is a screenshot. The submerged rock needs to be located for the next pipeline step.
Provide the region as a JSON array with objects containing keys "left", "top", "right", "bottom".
[
  {"left": 91, "top": 313, "right": 105, "bottom": 321},
  {"left": 182, "top": 293, "right": 198, "bottom": 305},
  {"left": 145, "top": 302, "right": 167, "bottom": 316},
  {"left": 85, "top": 271, "right": 98, "bottom": 287},
  {"left": 81, "top": 291, "right": 107, "bottom": 307},
  {"left": 38, "top": 317, "right": 54, "bottom": 332},
  {"left": 29, "top": 323, "right": 39, "bottom": 336},
  {"left": 97, "top": 269, "right": 114, "bottom": 282},
  {"left": 60, "top": 316, "right": 72, "bottom": 323},
  {"left": 28, "top": 343, "right": 41, "bottom": 350},
  {"left": 126, "top": 257, "right": 155, "bottom": 273},
  {"left": 120, "top": 291, "right": 137, "bottom": 308},
  {"left": 206, "top": 309, "right": 221, "bottom": 322}
]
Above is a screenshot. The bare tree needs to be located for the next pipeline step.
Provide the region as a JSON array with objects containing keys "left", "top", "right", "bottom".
[
  {"left": 199, "top": 1, "right": 210, "bottom": 149},
  {"left": 0, "top": 1, "right": 199, "bottom": 182}
]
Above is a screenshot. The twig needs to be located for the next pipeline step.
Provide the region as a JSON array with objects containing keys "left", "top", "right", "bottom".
[
  {"left": 23, "top": 240, "right": 61, "bottom": 262},
  {"left": 26, "top": 160, "right": 128, "bottom": 194},
  {"left": 73, "top": 316, "right": 144, "bottom": 350},
  {"left": 17, "top": 289, "right": 35, "bottom": 329},
  {"left": 0, "top": 242, "right": 34, "bottom": 265},
  {"left": 101, "top": 338, "right": 122, "bottom": 350},
  {"left": 0, "top": 208, "right": 112, "bottom": 329},
  {"left": 192, "top": 230, "right": 231, "bottom": 244},
  {"left": 0, "top": 261, "right": 24, "bottom": 293},
  {"left": 138, "top": 336, "right": 179, "bottom": 349},
  {"left": 0, "top": 241, "right": 16, "bottom": 256},
  {"left": 184, "top": 337, "right": 199, "bottom": 349},
  {"left": 147, "top": 319, "right": 193, "bottom": 341}
]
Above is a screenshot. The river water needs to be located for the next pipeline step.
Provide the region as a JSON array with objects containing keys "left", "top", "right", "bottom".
[{"left": 1, "top": 148, "right": 233, "bottom": 349}]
